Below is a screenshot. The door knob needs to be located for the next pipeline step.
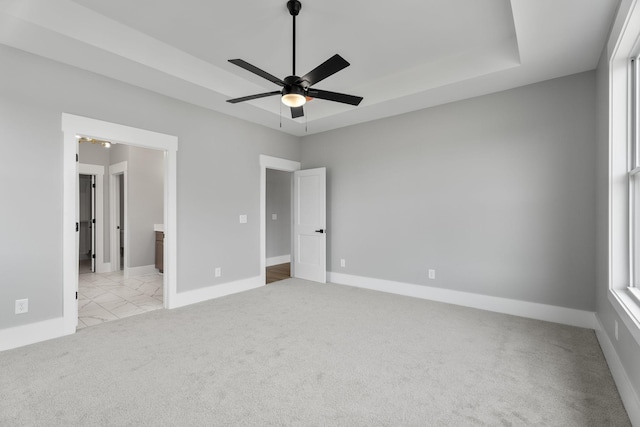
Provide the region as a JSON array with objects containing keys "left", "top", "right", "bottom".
[{"left": 315, "top": 229, "right": 325, "bottom": 234}]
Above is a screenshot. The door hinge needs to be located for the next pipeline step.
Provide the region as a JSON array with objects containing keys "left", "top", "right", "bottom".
[
  {"left": 75, "top": 291, "right": 78, "bottom": 300},
  {"left": 92, "top": 183, "right": 95, "bottom": 188},
  {"left": 92, "top": 218, "right": 95, "bottom": 224},
  {"left": 76, "top": 153, "right": 78, "bottom": 162},
  {"left": 92, "top": 254, "right": 95, "bottom": 259},
  {"left": 76, "top": 222, "right": 79, "bottom": 232}
]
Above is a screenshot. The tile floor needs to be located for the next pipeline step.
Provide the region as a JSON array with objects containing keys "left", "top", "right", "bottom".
[{"left": 77, "top": 271, "right": 163, "bottom": 329}]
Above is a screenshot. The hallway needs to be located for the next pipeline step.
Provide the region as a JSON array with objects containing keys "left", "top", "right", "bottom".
[{"left": 78, "top": 271, "right": 163, "bottom": 328}]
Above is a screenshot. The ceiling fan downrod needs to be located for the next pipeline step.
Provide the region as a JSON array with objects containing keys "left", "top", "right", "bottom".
[{"left": 287, "top": 0, "right": 302, "bottom": 76}]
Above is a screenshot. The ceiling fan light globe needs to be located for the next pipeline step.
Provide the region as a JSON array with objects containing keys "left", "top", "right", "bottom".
[{"left": 282, "top": 93, "right": 306, "bottom": 107}]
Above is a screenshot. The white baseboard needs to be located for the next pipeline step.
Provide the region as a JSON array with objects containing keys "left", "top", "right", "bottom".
[
  {"left": 96, "top": 262, "right": 111, "bottom": 274},
  {"left": 266, "top": 255, "right": 291, "bottom": 267},
  {"left": 2, "top": 276, "right": 263, "bottom": 351},
  {"left": 595, "top": 316, "right": 640, "bottom": 426},
  {"left": 0, "top": 317, "right": 69, "bottom": 352},
  {"left": 328, "top": 272, "right": 596, "bottom": 329},
  {"left": 171, "top": 276, "right": 263, "bottom": 309},
  {"left": 127, "top": 264, "right": 158, "bottom": 277}
]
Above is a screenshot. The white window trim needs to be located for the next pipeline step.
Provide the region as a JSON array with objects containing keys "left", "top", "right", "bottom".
[{"left": 609, "top": 0, "right": 640, "bottom": 346}]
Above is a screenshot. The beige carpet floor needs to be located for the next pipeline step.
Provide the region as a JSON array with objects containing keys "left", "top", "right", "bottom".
[{"left": 0, "top": 279, "right": 631, "bottom": 426}]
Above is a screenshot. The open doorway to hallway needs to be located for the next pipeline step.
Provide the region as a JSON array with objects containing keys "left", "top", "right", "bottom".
[
  {"left": 77, "top": 139, "right": 164, "bottom": 328},
  {"left": 265, "top": 168, "right": 292, "bottom": 284},
  {"left": 78, "top": 174, "right": 95, "bottom": 274}
]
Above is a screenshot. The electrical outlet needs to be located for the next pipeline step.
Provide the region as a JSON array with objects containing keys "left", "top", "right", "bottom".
[
  {"left": 615, "top": 320, "right": 619, "bottom": 341},
  {"left": 215, "top": 267, "right": 221, "bottom": 277},
  {"left": 239, "top": 214, "right": 247, "bottom": 224},
  {"left": 340, "top": 259, "right": 346, "bottom": 268},
  {"left": 272, "top": 214, "right": 277, "bottom": 220},
  {"left": 428, "top": 269, "right": 436, "bottom": 280},
  {"left": 15, "top": 299, "right": 28, "bottom": 314}
]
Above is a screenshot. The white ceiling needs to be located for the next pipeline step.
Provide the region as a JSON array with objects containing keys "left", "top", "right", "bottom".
[{"left": 0, "top": 0, "right": 619, "bottom": 136}]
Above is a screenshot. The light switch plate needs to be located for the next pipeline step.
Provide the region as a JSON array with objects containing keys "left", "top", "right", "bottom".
[
  {"left": 272, "top": 214, "right": 277, "bottom": 220},
  {"left": 239, "top": 214, "right": 247, "bottom": 224}
]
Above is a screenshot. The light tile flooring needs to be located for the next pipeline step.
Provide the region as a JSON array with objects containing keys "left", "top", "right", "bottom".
[{"left": 78, "top": 271, "right": 163, "bottom": 329}]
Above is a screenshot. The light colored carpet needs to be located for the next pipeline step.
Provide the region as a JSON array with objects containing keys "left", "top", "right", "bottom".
[{"left": 0, "top": 279, "right": 630, "bottom": 426}]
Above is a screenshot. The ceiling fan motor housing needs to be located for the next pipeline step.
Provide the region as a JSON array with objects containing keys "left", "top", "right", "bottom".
[
  {"left": 287, "top": 0, "right": 302, "bottom": 16},
  {"left": 283, "top": 83, "right": 305, "bottom": 97},
  {"left": 284, "top": 75, "right": 305, "bottom": 91}
]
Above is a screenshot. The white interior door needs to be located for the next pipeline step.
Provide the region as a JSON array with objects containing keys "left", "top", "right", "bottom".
[
  {"left": 113, "top": 174, "right": 122, "bottom": 272},
  {"left": 293, "top": 167, "right": 326, "bottom": 283},
  {"left": 90, "top": 175, "right": 96, "bottom": 273}
]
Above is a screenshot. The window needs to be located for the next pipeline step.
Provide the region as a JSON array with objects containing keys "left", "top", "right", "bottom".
[
  {"left": 609, "top": 1, "right": 640, "bottom": 345},
  {"left": 631, "top": 55, "right": 640, "bottom": 302}
]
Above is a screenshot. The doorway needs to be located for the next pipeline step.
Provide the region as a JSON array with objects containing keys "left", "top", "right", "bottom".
[
  {"left": 62, "top": 113, "right": 178, "bottom": 335},
  {"left": 260, "top": 155, "right": 300, "bottom": 285},
  {"left": 78, "top": 163, "right": 106, "bottom": 273},
  {"left": 118, "top": 173, "right": 124, "bottom": 270},
  {"left": 266, "top": 169, "right": 292, "bottom": 283},
  {"left": 78, "top": 174, "right": 95, "bottom": 274},
  {"left": 260, "top": 155, "right": 327, "bottom": 285},
  {"left": 76, "top": 144, "right": 165, "bottom": 329},
  {"left": 110, "top": 163, "right": 127, "bottom": 273}
]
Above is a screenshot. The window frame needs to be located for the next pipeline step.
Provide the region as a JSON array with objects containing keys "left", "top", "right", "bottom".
[
  {"left": 608, "top": 1, "right": 640, "bottom": 347},
  {"left": 629, "top": 55, "right": 640, "bottom": 295}
]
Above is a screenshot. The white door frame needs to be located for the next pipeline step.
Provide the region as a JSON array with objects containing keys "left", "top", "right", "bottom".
[
  {"left": 78, "top": 163, "right": 107, "bottom": 273},
  {"left": 62, "top": 113, "right": 178, "bottom": 334},
  {"left": 109, "top": 162, "right": 127, "bottom": 275},
  {"left": 260, "top": 155, "right": 301, "bottom": 284}
]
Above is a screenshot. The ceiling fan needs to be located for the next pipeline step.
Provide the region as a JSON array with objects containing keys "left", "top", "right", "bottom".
[{"left": 226, "top": 0, "right": 363, "bottom": 119}]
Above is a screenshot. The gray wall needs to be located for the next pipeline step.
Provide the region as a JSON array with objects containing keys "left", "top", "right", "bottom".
[
  {"left": 301, "top": 71, "right": 597, "bottom": 311},
  {"left": 0, "top": 44, "right": 299, "bottom": 328},
  {"left": 266, "top": 169, "right": 292, "bottom": 259},
  {"left": 127, "top": 146, "right": 163, "bottom": 268}
]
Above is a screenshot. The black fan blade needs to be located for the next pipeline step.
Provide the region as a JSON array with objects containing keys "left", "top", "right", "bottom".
[
  {"left": 299, "top": 54, "right": 350, "bottom": 87},
  {"left": 291, "top": 106, "right": 304, "bottom": 119},
  {"left": 227, "top": 91, "right": 281, "bottom": 104},
  {"left": 228, "top": 59, "right": 285, "bottom": 87},
  {"left": 307, "top": 89, "right": 363, "bottom": 106}
]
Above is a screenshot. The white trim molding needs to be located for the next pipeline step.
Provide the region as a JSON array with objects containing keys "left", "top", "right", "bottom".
[
  {"left": 595, "top": 316, "right": 640, "bottom": 426},
  {"left": 608, "top": 289, "right": 640, "bottom": 348},
  {"left": 266, "top": 255, "right": 291, "bottom": 267},
  {"left": 171, "top": 276, "right": 263, "bottom": 309},
  {"left": 328, "top": 272, "right": 596, "bottom": 329},
  {"left": 0, "top": 317, "right": 66, "bottom": 352},
  {"left": 127, "top": 264, "right": 158, "bottom": 277}
]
